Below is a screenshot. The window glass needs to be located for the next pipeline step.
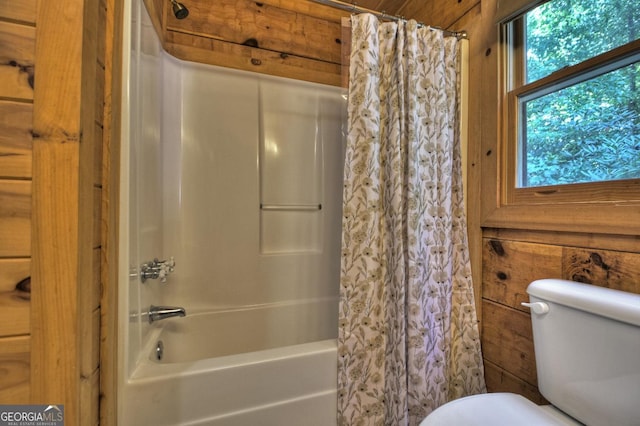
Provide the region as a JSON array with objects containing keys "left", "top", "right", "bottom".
[
  {"left": 521, "top": 61, "right": 640, "bottom": 187},
  {"left": 525, "top": 0, "right": 640, "bottom": 83}
]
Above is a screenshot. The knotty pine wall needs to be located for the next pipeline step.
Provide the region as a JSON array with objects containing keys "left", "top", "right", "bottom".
[
  {"left": 144, "top": 0, "right": 350, "bottom": 86},
  {"left": 482, "top": 231, "right": 640, "bottom": 402},
  {"left": 0, "top": 0, "right": 36, "bottom": 405}
]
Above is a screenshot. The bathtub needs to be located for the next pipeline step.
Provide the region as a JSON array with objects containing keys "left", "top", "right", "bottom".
[{"left": 121, "top": 300, "right": 338, "bottom": 426}]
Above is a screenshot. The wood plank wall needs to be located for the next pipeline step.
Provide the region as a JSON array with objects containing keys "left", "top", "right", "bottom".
[
  {"left": 150, "top": 0, "right": 350, "bottom": 86},
  {"left": 0, "top": 0, "right": 36, "bottom": 405},
  {"left": 1, "top": 0, "right": 107, "bottom": 424},
  {"left": 482, "top": 231, "right": 640, "bottom": 401}
]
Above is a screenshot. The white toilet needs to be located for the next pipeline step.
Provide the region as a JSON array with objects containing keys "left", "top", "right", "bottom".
[{"left": 421, "top": 278, "right": 640, "bottom": 426}]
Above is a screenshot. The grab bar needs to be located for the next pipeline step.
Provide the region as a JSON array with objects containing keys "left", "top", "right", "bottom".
[{"left": 260, "top": 204, "right": 322, "bottom": 211}]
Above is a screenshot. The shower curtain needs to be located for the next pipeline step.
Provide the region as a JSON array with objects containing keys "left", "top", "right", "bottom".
[{"left": 338, "top": 14, "right": 486, "bottom": 426}]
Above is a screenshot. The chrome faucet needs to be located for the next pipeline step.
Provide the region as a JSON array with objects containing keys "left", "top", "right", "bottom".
[{"left": 148, "top": 305, "right": 186, "bottom": 323}]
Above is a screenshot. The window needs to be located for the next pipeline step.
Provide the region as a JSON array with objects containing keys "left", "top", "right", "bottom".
[{"left": 502, "top": 0, "right": 640, "bottom": 203}]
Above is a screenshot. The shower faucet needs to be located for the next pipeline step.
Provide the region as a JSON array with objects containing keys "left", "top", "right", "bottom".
[
  {"left": 148, "top": 305, "right": 186, "bottom": 323},
  {"left": 140, "top": 257, "right": 175, "bottom": 283}
]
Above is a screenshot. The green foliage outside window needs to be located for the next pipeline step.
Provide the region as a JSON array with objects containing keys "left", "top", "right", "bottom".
[{"left": 520, "top": 0, "right": 639, "bottom": 187}]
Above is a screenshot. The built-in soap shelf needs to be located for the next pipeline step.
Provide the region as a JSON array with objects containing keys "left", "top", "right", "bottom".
[{"left": 260, "top": 203, "right": 322, "bottom": 212}]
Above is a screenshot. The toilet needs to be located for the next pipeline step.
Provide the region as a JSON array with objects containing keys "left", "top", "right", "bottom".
[{"left": 421, "top": 278, "right": 640, "bottom": 426}]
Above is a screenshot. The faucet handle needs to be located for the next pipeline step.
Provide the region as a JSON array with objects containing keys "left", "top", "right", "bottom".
[
  {"left": 141, "top": 257, "right": 176, "bottom": 283},
  {"left": 158, "top": 257, "right": 175, "bottom": 283}
]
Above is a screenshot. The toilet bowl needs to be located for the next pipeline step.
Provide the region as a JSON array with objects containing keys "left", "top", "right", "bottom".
[
  {"left": 420, "top": 279, "right": 640, "bottom": 426},
  {"left": 420, "top": 393, "right": 580, "bottom": 425}
]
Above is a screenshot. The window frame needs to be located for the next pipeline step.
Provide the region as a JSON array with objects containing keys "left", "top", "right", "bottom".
[{"left": 499, "top": 8, "right": 640, "bottom": 207}]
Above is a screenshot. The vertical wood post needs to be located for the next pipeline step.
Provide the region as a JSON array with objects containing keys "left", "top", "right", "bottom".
[
  {"left": 31, "top": 0, "right": 99, "bottom": 424},
  {"left": 100, "top": 0, "right": 125, "bottom": 423}
]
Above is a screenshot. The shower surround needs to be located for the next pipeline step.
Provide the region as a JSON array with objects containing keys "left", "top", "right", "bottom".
[{"left": 119, "top": 0, "right": 345, "bottom": 424}]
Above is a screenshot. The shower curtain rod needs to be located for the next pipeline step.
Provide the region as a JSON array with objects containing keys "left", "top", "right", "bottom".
[{"left": 310, "top": 0, "right": 467, "bottom": 39}]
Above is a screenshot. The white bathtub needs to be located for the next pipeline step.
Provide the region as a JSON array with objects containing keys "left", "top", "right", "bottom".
[{"left": 121, "top": 301, "right": 338, "bottom": 426}]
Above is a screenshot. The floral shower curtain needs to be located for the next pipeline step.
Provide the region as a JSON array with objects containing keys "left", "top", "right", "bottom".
[{"left": 338, "top": 14, "right": 486, "bottom": 426}]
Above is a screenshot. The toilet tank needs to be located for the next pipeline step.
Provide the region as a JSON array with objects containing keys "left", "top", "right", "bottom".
[{"left": 526, "top": 279, "right": 640, "bottom": 426}]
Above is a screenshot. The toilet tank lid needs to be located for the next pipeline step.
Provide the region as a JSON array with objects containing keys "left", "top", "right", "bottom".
[{"left": 527, "top": 279, "right": 640, "bottom": 327}]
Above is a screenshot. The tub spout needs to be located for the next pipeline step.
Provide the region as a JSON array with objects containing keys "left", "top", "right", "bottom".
[{"left": 148, "top": 305, "right": 186, "bottom": 323}]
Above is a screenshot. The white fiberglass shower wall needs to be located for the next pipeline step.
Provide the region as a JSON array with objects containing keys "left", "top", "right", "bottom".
[
  {"left": 120, "top": 0, "right": 344, "bottom": 423},
  {"left": 161, "top": 58, "right": 344, "bottom": 314}
]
